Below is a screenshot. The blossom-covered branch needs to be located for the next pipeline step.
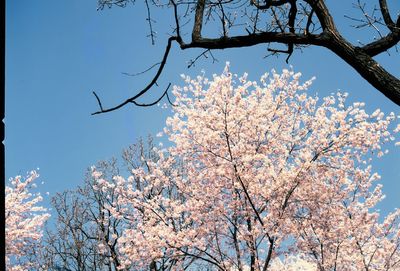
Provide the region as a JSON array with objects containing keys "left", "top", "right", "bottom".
[
  {"left": 5, "top": 171, "right": 50, "bottom": 271},
  {"left": 94, "top": 65, "right": 400, "bottom": 270}
]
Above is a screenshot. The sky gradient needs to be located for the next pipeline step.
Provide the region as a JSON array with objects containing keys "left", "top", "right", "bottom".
[{"left": 6, "top": 0, "right": 400, "bottom": 217}]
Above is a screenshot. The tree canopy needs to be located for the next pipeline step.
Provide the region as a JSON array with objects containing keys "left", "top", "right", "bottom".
[{"left": 91, "top": 66, "right": 400, "bottom": 270}]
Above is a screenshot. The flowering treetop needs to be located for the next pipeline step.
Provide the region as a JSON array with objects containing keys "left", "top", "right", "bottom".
[
  {"left": 94, "top": 64, "right": 400, "bottom": 271},
  {"left": 5, "top": 171, "right": 50, "bottom": 271}
]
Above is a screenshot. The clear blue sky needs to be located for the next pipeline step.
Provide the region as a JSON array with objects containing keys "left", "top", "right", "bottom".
[{"left": 6, "top": 1, "right": 400, "bottom": 217}]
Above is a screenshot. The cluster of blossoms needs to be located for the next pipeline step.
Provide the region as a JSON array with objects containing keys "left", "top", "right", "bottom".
[
  {"left": 93, "top": 64, "right": 400, "bottom": 270},
  {"left": 5, "top": 171, "right": 50, "bottom": 271}
]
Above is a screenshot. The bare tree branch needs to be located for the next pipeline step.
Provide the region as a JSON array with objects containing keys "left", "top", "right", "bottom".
[
  {"left": 362, "top": 28, "right": 400, "bottom": 56},
  {"left": 379, "top": 0, "right": 396, "bottom": 30},
  {"left": 250, "top": 0, "right": 289, "bottom": 10},
  {"left": 92, "top": 36, "right": 179, "bottom": 115},
  {"left": 145, "top": 0, "right": 156, "bottom": 45},
  {"left": 94, "top": 0, "right": 400, "bottom": 113},
  {"left": 192, "top": 0, "right": 206, "bottom": 40},
  {"left": 121, "top": 62, "right": 161, "bottom": 77},
  {"left": 131, "top": 83, "right": 173, "bottom": 107},
  {"left": 187, "top": 49, "right": 217, "bottom": 68}
]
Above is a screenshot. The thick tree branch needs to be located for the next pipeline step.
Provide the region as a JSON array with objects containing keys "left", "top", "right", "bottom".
[
  {"left": 285, "top": 0, "right": 297, "bottom": 62},
  {"left": 251, "top": 0, "right": 289, "bottom": 10},
  {"left": 327, "top": 34, "right": 400, "bottom": 105},
  {"left": 362, "top": 28, "right": 400, "bottom": 56},
  {"left": 170, "top": 0, "right": 181, "bottom": 39},
  {"left": 305, "top": 8, "right": 315, "bottom": 34},
  {"left": 192, "top": 0, "right": 206, "bottom": 40},
  {"left": 304, "top": 0, "right": 337, "bottom": 32},
  {"left": 379, "top": 0, "right": 396, "bottom": 30},
  {"left": 182, "top": 32, "right": 327, "bottom": 49},
  {"left": 93, "top": 0, "right": 400, "bottom": 114}
]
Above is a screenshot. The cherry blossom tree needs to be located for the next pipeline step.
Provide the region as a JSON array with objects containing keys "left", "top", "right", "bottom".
[
  {"left": 42, "top": 136, "right": 159, "bottom": 271},
  {"left": 94, "top": 65, "right": 400, "bottom": 270},
  {"left": 5, "top": 171, "right": 50, "bottom": 271}
]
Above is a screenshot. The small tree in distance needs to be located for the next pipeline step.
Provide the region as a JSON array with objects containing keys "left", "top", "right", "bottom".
[
  {"left": 41, "top": 137, "right": 160, "bottom": 271},
  {"left": 5, "top": 171, "right": 50, "bottom": 271},
  {"left": 93, "top": 65, "right": 400, "bottom": 270}
]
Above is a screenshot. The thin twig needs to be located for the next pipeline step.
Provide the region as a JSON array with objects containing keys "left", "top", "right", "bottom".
[
  {"left": 187, "top": 49, "right": 211, "bottom": 68},
  {"left": 92, "top": 91, "right": 104, "bottom": 111},
  {"left": 165, "top": 91, "right": 177, "bottom": 107},
  {"left": 121, "top": 62, "right": 161, "bottom": 77},
  {"left": 145, "top": 0, "right": 156, "bottom": 45},
  {"left": 131, "top": 83, "right": 172, "bottom": 107}
]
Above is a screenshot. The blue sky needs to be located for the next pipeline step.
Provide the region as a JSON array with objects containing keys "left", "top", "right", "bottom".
[{"left": 5, "top": 1, "right": 400, "bottom": 216}]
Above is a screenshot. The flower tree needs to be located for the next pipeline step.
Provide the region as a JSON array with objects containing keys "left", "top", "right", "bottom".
[
  {"left": 94, "top": 65, "right": 400, "bottom": 270},
  {"left": 5, "top": 171, "right": 50, "bottom": 271},
  {"left": 40, "top": 136, "right": 158, "bottom": 271}
]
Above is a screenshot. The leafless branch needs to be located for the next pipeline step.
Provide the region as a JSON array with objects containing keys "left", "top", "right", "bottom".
[
  {"left": 92, "top": 36, "right": 179, "bottom": 115},
  {"left": 187, "top": 49, "right": 218, "bottom": 68},
  {"left": 145, "top": 0, "right": 156, "bottom": 45},
  {"left": 250, "top": 0, "right": 289, "bottom": 10},
  {"left": 121, "top": 62, "right": 161, "bottom": 77},
  {"left": 94, "top": 0, "right": 400, "bottom": 113},
  {"left": 130, "top": 83, "right": 173, "bottom": 107}
]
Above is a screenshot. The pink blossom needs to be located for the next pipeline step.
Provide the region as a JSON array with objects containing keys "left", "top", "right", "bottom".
[
  {"left": 5, "top": 171, "right": 50, "bottom": 270},
  {"left": 95, "top": 65, "right": 399, "bottom": 270}
]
